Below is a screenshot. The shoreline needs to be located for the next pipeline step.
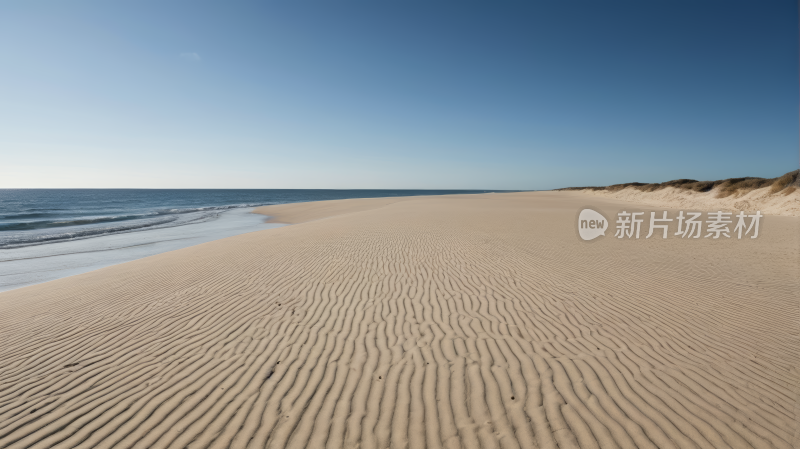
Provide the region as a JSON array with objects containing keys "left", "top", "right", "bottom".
[
  {"left": 1, "top": 192, "right": 795, "bottom": 448},
  {"left": 0, "top": 208, "right": 281, "bottom": 293},
  {"left": 0, "top": 193, "right": 489, "bottom": 294}
]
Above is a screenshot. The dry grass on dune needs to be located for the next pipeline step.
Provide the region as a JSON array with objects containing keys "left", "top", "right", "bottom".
[
  {"left": 769, "top": 171, "right": 798, "bottom": 194},
  {"left": 560, "top": 169, "right": 799, "bottom": 198}
]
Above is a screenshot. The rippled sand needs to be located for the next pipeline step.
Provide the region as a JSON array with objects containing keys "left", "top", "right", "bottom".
[{"left": 0, "top": 192, "right": 797, "bottom": 448}]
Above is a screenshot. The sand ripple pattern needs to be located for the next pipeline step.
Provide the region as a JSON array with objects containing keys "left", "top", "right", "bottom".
[{"left": 0, "top": 193, "right": 797, "bottom": 448}]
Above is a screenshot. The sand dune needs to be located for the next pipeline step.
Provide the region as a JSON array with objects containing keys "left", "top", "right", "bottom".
[
  {"left": 0, "top": 192, "right": 797, "bottom": 448},
  {"left": 572, "top": 185, "right": 800, "bottom": 217}
]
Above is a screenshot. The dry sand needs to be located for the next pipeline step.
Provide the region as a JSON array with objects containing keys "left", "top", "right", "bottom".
[{"left": 0, "top": 192, "right": 797, "bottom": 449}]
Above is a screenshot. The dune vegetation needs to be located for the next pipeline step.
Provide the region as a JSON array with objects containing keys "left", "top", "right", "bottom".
[{"left": 560, "top": 169, "right": 798, "bottom": 198}]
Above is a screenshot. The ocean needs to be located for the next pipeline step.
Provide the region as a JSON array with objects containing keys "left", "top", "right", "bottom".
[{"left": 0, "top": 189, "right": 497, "bottom": 292}]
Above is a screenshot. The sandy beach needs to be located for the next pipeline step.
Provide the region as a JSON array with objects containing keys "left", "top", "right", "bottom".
[{"left": 0, "top": 192, "right": 797, "bottom": 449}]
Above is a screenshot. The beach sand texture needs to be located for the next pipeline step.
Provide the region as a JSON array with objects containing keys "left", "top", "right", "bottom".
[{"left": 0, "top": 192, "right": 797, "bottom": 449}]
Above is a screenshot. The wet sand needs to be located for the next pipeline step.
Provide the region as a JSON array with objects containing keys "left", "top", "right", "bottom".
[
  {"left": 0, "top": 192, "right": 796, "bottom": 448},
  {"left": 0, "top": 208, "right": 282, "bottom": 293}
]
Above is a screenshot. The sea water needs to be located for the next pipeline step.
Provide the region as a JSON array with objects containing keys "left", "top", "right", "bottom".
[{"left": 0, "top": 189, "right": 497, "bottom": 292}]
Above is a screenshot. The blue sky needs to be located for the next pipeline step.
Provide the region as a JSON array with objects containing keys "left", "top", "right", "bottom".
[{"left": 1, "top": 1, "right": 797, "bottom": 189}]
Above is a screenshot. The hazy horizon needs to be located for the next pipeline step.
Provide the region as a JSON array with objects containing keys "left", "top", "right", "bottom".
[{"left": 2, "top": 1, "right": 797, "bottom": 190}]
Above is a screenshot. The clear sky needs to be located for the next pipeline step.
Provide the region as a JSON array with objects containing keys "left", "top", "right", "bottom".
[{"left": 1, "top": 1, "right": 797, "bottom": 189}]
